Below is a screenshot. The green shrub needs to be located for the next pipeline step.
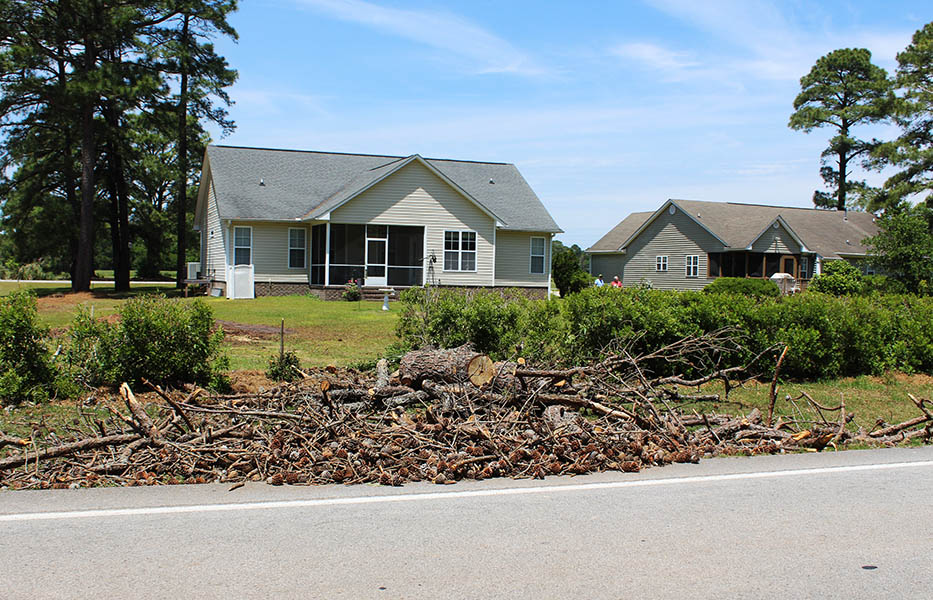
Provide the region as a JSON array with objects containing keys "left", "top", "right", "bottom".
[
  {"left": 266, "top": 350, "right": 302, "bottom": 382},
  {"left": 703, "top": 277, "right": 780, "bottom": 298},
  {"left": 67, "top": 295, "right": 228, "bottom": 388},
  {"left": 0, "top": 291, "right": 68, "bottom": 404},
  {"left": 862, "top": 275, "right": 907, "bottom": 295},
  {"left": 395, "top": 287, "right": 933, "bottom": 381},
  {"left": 808, "top": 260, "right": 863, "bottom": 296},
  {"left": 395, "top": 287, "right": 524, "bottom": 358}
]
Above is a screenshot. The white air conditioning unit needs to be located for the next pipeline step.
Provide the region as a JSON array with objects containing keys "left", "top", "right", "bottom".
[{"left": 187, "top": 262, "right": 201, "bottom": 280}]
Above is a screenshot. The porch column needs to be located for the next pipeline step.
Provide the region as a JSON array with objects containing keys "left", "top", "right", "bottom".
[{"left": 324, "top": 222, "right": 331, "bottom": 286}]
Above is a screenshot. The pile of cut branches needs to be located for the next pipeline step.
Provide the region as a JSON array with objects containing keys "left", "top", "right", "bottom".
[{"left": 2, "top": 330, "right": 931, "bottom": 490}]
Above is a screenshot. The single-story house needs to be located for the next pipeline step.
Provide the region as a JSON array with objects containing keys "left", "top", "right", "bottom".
[
  {"left": 586, "top": 199, "right": 879, "bottom": 290},
  {"left": 194, "top": 145, "right": 562, "bottom": 299}
]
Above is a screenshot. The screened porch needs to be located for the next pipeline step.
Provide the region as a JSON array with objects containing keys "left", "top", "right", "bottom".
[{"left": 310, "top": 224, "right": 425, "bottom": 287}]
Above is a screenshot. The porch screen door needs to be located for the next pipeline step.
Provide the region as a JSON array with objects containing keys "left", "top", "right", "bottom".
[
  {"left": 365, "top": 225, "right": 388, "bottom": 287},
  {"left": 781, "top": 256, "right": 797, "bottom": 278}
]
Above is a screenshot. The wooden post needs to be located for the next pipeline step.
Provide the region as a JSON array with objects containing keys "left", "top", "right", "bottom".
[{"left": 279, "top": 318, "right": 285, "bottom": 360}]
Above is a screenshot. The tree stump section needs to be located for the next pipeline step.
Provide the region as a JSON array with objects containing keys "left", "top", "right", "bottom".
[{"left": 399, "top": 344, "right": 496, "bottom": 388}]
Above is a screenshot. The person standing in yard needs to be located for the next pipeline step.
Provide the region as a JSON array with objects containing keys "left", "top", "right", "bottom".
[
  {"left": 610, "top": 276, "right": 623, "bottom": 288},
  {"left": 594, "top": 274, "right": 605, "bottom": 287}
]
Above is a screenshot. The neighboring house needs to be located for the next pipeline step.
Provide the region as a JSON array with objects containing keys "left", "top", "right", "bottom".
[
  {"left": 586, "top": 199, "right": 879, "bottom": 291},
  {"left": 194, "top": 145, "right": 562, "bottom": 299}
]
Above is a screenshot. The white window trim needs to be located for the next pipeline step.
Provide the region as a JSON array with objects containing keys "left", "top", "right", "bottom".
[
  {"left": 443, "top": 230, "right": 478, "bottom": 273},
  {"left": 529, "top": 236, "right": 546, "bottom": 275},
  {"left": 656, "top": 255, "right": 668, "bottom": 272},
  {"left": 233, "top": 226, "right": 252, "bottom": 266},
  {"left": 685, "top": 255, "right": 699, "bottom": 278},
  {"left": 288, "top": 227, "right": 307, "bottom": 270}
]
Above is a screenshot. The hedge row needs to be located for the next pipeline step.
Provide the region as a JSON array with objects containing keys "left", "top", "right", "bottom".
[{"left": 396, "top": 287, "right": 933, "bottom": 381}]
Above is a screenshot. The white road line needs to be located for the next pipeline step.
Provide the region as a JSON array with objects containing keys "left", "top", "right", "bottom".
[{"left": 2, "top": 459, "right": 932, "bottom": 523}]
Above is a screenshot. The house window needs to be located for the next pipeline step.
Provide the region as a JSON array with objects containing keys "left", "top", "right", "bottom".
[
  {"left": 656, "top": 255, "right": 668, "bottom": 272},
  {"left": 444, "top": 231, "right": 476, "bottom": 272},
  {"left": 234, "top": 226, "right": 251, "bottom": 265},
  {"left": 685, "top": 255, "right": 699, "bottom": 278},
  {"left": 530, "top": 237, "right": 546, "bottom": 274},
  {"left": 288, "top": 228, "right": 306, "bottom": 269},
  {"left": 800, "top": 257, "right": 809, "bottom": 279}
]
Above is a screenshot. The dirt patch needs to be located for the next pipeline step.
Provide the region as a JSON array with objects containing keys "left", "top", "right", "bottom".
[
  {"left": 217, "top": 320, "right": 297, "bottom": 340},
  {"left": 36, "top": 292, "right": 97, "bottom": 310},
  {"left": 865, "top": 372, "right": 933, "bottom": 387}
]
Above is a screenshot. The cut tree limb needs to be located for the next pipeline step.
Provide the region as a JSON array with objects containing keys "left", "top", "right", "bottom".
[
  {"left": 0, "top": 433, "right": 141, "bottom": 471},
  {"left": 399, "top": 344, "right": 495, "bottom": 388}
]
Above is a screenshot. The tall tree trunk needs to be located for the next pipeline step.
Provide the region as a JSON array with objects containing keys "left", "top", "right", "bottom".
[
  {"left": 837, "top": 150, "right": 848, "bottom": 211},
  {"left": 103, "top": 98, "right": 131, "bottom": 292},
  {"left": 74, "top": 13, "right": 99, "bottom": 292},
  {"left": 175, "top": 13, "right": 190, "bottom": 289},
  {"left": 74, "top": 99, "right": 96, "bottom": 292},
  {"left": 57, "top": 52, "right": 80, "bottom": 282}
]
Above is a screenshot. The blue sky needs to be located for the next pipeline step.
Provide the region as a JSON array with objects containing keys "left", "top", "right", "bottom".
[{"left": 209, "top": 0, "right": 931, "bottom": 247}]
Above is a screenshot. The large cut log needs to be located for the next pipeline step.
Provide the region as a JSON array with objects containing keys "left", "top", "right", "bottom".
[{"left": 399, "top": 344, "right": 495, "bottom": 388}]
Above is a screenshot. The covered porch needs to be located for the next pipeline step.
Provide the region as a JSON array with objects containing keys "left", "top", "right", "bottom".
[{"left": 707, "top": 251, "right": 814, "bottom": 281}]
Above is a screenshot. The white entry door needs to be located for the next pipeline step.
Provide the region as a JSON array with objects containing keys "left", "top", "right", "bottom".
[{"left": 365, "top": 232, "right": 387, "bottom": 287}]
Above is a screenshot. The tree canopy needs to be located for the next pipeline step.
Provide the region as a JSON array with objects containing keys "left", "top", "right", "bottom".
[
  {"left": 789, "top": 48, "right": 893, "bottom": 210},
  {"left": 0, "top": 0, "right": 237, "bottom": 290},
  {"left": 871, "top": 22, "right": 933, "bottom": 210}
]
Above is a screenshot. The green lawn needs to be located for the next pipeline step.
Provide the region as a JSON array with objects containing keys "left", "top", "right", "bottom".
[
  {"left": 202, "top": 295, "right": 399, "bottom": 370},
  {"left": 0, "top": 282, "right": 399, "bottom": 370},
  {"left": 676, "top": 374, "right": 933, "bottom": 434}
]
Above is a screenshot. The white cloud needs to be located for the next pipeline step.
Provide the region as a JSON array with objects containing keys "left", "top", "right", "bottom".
[
  {"left": 611, "top": 42, "right": 698, "bottom": 75},
  {"left": 296, "top": 0, "right": 545, "bottom": 76}
]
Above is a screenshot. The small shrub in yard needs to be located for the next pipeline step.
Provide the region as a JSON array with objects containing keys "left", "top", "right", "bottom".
[
  {"left": 0, "top": 291, "right": 70, "bottom": 404},
  {"left": 342, "top": 279, "right": 362, "bottom": 301},
  {"left": 266, "top": 350, "right": 302, "bottom": 382},
  {"left": 68, "top": 295, "right": 228, "bottom": 389}
]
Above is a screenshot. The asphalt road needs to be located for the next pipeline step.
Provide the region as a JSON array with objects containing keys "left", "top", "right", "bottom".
[{"left": 2, "top": 446, "right": 932, "bottom": 599}]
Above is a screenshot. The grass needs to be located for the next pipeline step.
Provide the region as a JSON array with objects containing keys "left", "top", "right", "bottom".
[
  {"left": 203, "top": 295, "right": 399, "bottom": 370},
  {"left": 93, "top": 269, "right": 176, "bottom": 281},
  {"left": 673, "top": 373, "right": 933, "bottom": 434},
  {"left": 1, "top": 282, "right": 399, "bottom": 370}
]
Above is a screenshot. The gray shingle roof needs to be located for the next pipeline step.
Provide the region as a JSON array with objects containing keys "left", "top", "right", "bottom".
[
  {"left": 588, "top": 199, "right": 879, "bottom": 259},
  {"left": 586, "top": 211, "right": 652, "bottom": 252},
  {"left": 204, "top": 145, "right": 561, "bottom": 233}
]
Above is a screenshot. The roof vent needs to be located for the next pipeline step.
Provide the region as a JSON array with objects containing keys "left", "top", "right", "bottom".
[
  {"left": 259, "top": 178, "right": 265, "bottom": 186},
  {"left": 697, "top": 212, "right": 701, "bottom": 218},
  {"left": 846, "top": 239, "right": 851, "bottom": 245},
  {"left": 489, "top": 178, "right": 495, "bottom": 184}
]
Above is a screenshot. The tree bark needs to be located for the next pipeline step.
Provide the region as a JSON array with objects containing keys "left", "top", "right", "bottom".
[
  {"left": 175, "top": 13, "right": 190, "bottom": 289},
  {"left": 103, "top": 96, "right": 131, "bottom": 292},
  {"left": 398, "top": 345, "right": 496, "bottom": 388},
  {"left": 73, "top": 14, "right": 100, "bottom": 292}
]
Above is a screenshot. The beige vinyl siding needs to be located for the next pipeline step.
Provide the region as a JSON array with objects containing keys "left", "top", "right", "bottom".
[
  {"left": 589, "top": 254, "right": 626, "bottom": 281},
  {"left": 331, "top": 160, "right": 495, "bottom": 286},
  {"left": 231, "top": 221, "right": 310, "bottom": 283},
  {"left": 621, "top": 209, "right": 724, "bottom": 291},
  {"left": 204, "top": 182, "right": 227, "bottom": 282},
  {"left": 494, "top": 231, "right": 550, "bottom": 287},
  {"left": 749, "top": 223, "right": 802, "bottom": 254}
]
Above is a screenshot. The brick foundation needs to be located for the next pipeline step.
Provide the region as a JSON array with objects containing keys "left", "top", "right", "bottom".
[
  {"left": 214, "top": 281, "right": 549, "bottom": 300},
  {"left": 254, "top": 282, "right": 315, "bottom": 297}
]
